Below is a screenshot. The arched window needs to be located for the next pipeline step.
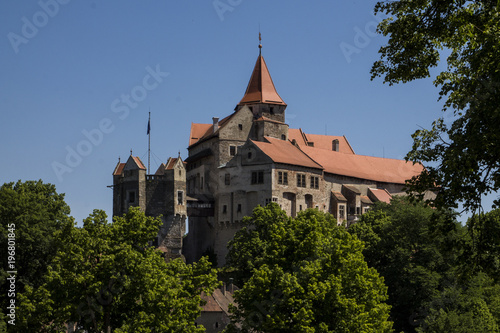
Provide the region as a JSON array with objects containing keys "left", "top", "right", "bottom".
[{"left": 332, "top": 139, "right": 339, "bottom": 152}]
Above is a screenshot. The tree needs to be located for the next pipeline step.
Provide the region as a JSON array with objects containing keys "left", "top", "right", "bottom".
[
  {"left": 225, "top": 204, "right": 393, "bottom": 332},
  {"left": 462, "top": 208, "right": 500, "bottom": 282},
  {"left": 416, "top": 272, "right": 500, "bottom": 333},
  {"left": 371, "top": 1, "right": 500, "bottom": 213},
  {"left": 0, "top": 180, "right": 73, "bottom": 329},
  {"left": 349, "top": 197, "right": 464, "bottom": 333},
  {"left": 16, "top": 207, "right": 219, "bottom": 332}
]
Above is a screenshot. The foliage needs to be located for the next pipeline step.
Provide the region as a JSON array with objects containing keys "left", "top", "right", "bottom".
[
  {"left": 0, "top": 180, "right": 73, "bottom": 329},
  {"left": 349, "top": 197, "right": 465, "bottom": 333},
  {"left": 16, "top": 207, "right": 219, "bottom": 333},
  {"left": 371, "top": 0, "right": 500, "bottom": 213},
  {"left": 225, "top": 204, "right": 393, "bottom": 332},
  {"left": 463, "top": 208, "right": 500, "bottom": 281},
  {"left": 417, "top": 273, "right": 500, "bottom": 333}
]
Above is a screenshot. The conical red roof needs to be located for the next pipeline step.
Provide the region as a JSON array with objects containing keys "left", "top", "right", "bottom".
[{"left": 238, "top": 55, "right": 286, "bottom": 106}]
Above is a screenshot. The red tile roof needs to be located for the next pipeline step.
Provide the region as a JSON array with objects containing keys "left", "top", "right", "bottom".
[
  {"left": 300, "top": 145, "right": 423, "bottom": 184},
  {"left": 332, "top": 191, "right": 347, "bottom": 202},
  {"left": 166, "top": 157, "right": 179, "bottom": 170},
  {"left": 288, "top": 128, "right": 355, "bottom": 154},
  {"left": 189, "top": 113, "right": 237, "bottom": 147},
  {"left": 368, "top": 188, "right": 393, "bottom": 204},
  {"left": 238, "top": 55, "right": 286, "bottom": 106},
  {"left": 189, "top": 123, "right": 213, "bottom": 146},
  {"left": 361, "top": 195, "right": 373, "bottom": 205},
  {"left": 251, "top": 137, "right": 323, "bottom": 170},
  {"left": 254, "top": 116, "right": 286, "bottom": 124},
  {"left": 201, "top": 288, "right": 235, "bottom": 314},
  {"left": 113, "top": 162, "right": 126, "bottom": 176},
  {"left": 131, "top": 156, "right": 146, "bottom": 170}
]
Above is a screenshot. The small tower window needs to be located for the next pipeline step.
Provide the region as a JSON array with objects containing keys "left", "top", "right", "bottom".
[
  {"left": 238, "top": 124, "right": 243, "bottom": 130},
  {"left": 270, "top": 107, "right": 274, "bottom": 114},
  {"left": 128, "top": 191, "right": 136, "bottom": 203},
  {"left": 177, "top": 191, "right": 183, "bottom": 205},
  {"left": 281, "top": 134, "right": 286, "bottom": 140},
  {"left": 237, "top": 204, "right": 242, "bottom": 212},
  {"left": 230, "top": 145, "right": 236, "bottom": 156}
]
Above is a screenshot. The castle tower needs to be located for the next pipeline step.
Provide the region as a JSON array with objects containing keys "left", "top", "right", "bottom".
[
  {"left": 235, "top": 44, "right": 287, "bottom": 124},
  {"left": 112, "top": 154, "right": 147, "bottom": 216},
  {"left": 112, "top": 154, "right": 187, "bottom": 261}
]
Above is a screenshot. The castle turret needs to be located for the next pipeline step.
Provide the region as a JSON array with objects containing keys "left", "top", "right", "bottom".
[
  {"left": 235, "top": 43, "right": 287, "bottom": 123},
  {"left": 112, "top": 154, "right": 147, "bottom": 216}
]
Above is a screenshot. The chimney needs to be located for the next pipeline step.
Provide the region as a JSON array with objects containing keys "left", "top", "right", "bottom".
[
  {"left": 220, "top": 282, "right": 226, "bottom": 296},
  {"left": 212, "top": 117, "right": 219, "bottom": 133}
]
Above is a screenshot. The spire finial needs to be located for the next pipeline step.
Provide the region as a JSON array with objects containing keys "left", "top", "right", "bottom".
[
  {"left": 119, "top": 156, "right": 121, "bottom": 163},
  {"left": 178, "top": 151, "right": 181, "bottom": 158},
  {"left": 130, "top": 149, "right": 133, "bottom": 156},
  {"left": 258, "top": 31, "right": 262, "bottom": 54}
]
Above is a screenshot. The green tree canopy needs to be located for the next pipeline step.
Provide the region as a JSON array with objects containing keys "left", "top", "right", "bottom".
[
  {"left": 349, "top": 197, "right": 464, "bottom": 333},
  {"left": 0, "top": 180, "right": 73, "bottom": 329},
  {"left": 225, "top": 204, "right": 393, "bottom": 332},
  {"left": 349, "top": 198, "right": 500, "bottom": 332},
  {"left": 17, "top": 207, "right": 219, "bottom": 333},
  {"left": 416, "top": 272, "right": 500, "bottom": 333},
  {"left": 371, "top": 0, "right": 500, "bottom": 213}
]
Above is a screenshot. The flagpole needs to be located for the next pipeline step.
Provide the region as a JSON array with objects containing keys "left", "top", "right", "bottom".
[{"left": 148, "top": 110, "right": 151, "bottom": 174}]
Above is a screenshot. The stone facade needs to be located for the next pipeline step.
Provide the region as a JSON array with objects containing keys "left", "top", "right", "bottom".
[{"left": 112, "top": 155, "right": 186, "bottom": 261}]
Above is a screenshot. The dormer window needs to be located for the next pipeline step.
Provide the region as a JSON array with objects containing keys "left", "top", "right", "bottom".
[{"left": 332, "top": 139, "right": 339, "bottom": 152}]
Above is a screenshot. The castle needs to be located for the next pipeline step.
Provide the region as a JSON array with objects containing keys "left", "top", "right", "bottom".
[{"left": 112, "top": 44, "right": 426, "bottom": 266}]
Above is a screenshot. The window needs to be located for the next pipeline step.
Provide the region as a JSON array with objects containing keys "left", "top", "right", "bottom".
[
  {"left": 278, "top": 171, "right": 288, "bottom": 185},
  {"left": 356, "top": 207, "right": 361, "bottom": 215},
  {"left": 248, "top": 151, "right": 253, "bottom": 159},
  {"left": 310, "top": 176, "right": 319, "bottom": 189},
  {"left": 238, "top": 124, "right": 243, "bottom": 130},
  {"left": 265, "top": 198, "right": 271, "bottom": 205},
  {"left": 177, "top": 191, "right": 183, "bottom": 205},
  {"left": 272, "top": 197, "right": 278, "bottom": 202},
  {"left": 223, "top": 205, "right": 227, "bottom": 214},
  {"left": 281, "top": 134, "right": 286, "bottom": 140},
  {"left": 230, "top": 145, "right": 236, "bottom": 156},
  {"left": 251, "top": 171, "right": 264, "bottom": 184},
  {"left": 237, "top": 204, "right": 242, "bottom": 212},
  {"left": 299, "top": 205, "right": 303, "bottom": 211},
  {"left": 225, "top": 173, "right": 230, "bottom": 186},
  {"left": 332, "top": 139, "right": 339, "bottom": 152},
  {"left": 178, "top": 169, "right": 181, "bottom": 176},
  {"left": 339, "top": 205, "right": 345, "bottom": 219},
  {"left": 270, "top": 107, "right": 274, "bottom": 114},
  {"left": 128, "top": 191, "right": 136, "bottom": 203},
  {"left": 297, "top": 174, "right": 306, "bottom": 187}
]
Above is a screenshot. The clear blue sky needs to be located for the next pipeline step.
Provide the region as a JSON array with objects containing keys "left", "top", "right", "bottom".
[{"left": 1, "top": 1, "right": 493, "bottom": 224}]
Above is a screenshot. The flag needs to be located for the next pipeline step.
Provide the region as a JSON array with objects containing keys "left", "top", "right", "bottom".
[{"left": 147, "top": 119, "right": 150, "bottom": 135}]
